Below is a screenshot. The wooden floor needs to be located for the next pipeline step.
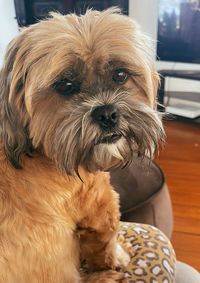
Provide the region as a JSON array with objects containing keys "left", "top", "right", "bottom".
[{"left": 155, "top": 119, "right": 200, "bottom": 272}]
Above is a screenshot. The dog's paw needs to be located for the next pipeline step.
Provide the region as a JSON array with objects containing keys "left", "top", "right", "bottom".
[
  {"left": 115, "top": 235, "right": 135, "bottom": 270},
  {"left": 82, "top": 270, "right": 128, "bottom": 282},
  {"left": 115, "top": 243, "right": 130, "bottom": 270},
  {"left": 117, "top": 235, "right": 135, "bottom": 257}
]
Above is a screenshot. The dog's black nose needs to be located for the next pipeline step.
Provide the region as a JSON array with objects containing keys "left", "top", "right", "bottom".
[{"left": 91, "top": 105, "right": 119, "bottom": 129}]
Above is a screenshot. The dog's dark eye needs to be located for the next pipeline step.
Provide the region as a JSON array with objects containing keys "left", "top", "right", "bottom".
[
  {"left": 112, "top": 69, "right": 129, "bottom": 84},
  {"left": 53, "top": 79, "right": 80, "bottom": 96}
]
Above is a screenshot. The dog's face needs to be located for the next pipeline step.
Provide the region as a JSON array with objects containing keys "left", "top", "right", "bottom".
[{"left": 0, "top": 8, "right": 164, "bottom": 174}]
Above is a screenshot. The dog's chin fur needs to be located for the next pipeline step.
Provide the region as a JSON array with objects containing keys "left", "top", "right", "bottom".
[
  {"left": 82, "top": 137, "right": 128, "bottom": 173},
  {"left": 0, "top": 7, "right": 165, "bottom": 282}
]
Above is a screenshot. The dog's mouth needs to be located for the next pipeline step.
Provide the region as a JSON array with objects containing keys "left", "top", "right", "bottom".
[{"left": 98, "top": 134, "right": 122, "bottom": 144}]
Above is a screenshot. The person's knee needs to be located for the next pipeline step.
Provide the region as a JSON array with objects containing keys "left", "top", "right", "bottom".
[{"left": 119, "top": 222, "right": 176, "bottom": 282}]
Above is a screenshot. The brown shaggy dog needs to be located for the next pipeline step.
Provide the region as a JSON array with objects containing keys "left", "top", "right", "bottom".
[{"left": 0, "top": 8, "right": 164, "bottom": 282}]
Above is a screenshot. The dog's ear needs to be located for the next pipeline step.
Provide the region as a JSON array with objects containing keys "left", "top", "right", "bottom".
[{"left": 0, "top": 33, "right": 32, "bottom": 168}]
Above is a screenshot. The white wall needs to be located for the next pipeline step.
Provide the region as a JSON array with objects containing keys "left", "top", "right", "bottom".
[
  {"left": 129, "top": 0, "right": 200, "bottom": 93},
  {"left": 129, "top": 0, "right": 158, "bottom": 46},
  {"left": 0, "top": 0, "right": 19, "bottom": 67}
]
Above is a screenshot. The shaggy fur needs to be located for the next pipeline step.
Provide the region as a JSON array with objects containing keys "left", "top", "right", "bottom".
[{"left": 0, "top": 8, "right": 164, "bottom": 282}]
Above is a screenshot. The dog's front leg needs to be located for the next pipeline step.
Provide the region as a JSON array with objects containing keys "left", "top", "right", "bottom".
[
  {"left": 77, "top": 176, "right": 130, "bottom": 275},
  {"left": 79, "top": 226, "right": 130, "bottom": 273}
]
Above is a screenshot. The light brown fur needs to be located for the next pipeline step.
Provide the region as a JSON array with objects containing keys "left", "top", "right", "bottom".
[
  {"left": 0, "top": 150, "right": 122, "bottom": 282},
  {"left": 0, "top": 8, "right": 164, "bottom": 282}
]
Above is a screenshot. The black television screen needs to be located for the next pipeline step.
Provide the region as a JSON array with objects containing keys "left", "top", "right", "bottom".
[
  {"left": 157, "top": 0, "right": 200, "bottom": 64},
  {"left": 14, "top": 0, "right": 128, "bottom": 27}
]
